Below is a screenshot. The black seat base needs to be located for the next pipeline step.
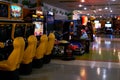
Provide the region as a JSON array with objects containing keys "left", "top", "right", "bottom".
[
  {"left": 43, "top": 54, "right": 51, "bottom": 64},
  {"left": 0, "top": 69, "right": 19, "bottom": 80},
  {"left": 32, "top": 58, "right": 43, "bottom": 68},
  {"left": 19, "top": 62, "right": 32, "bottom": 75}
]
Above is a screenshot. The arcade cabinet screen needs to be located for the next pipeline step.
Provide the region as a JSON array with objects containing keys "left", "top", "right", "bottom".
[
  {"left": 105, "top": 24, "right": 112, "bottom": 28},
  {"left": 48, "top": 11, "right": 53, "bottom": 16},
  {"left": 25, "top": 24, "right": 35, "bottom": 38},
  {"left": 14, "top": 24, "right": 25, "bottom": 38},
  {"left": 0, "top": 24, "right": 12, "bottom": 42},
  {"left": 0, "top": 2, "right": 9, "bottom": 18},
  {"left": 10, "top": 4, "right": 22, "bottom": 19},
  {"left": 47, "top": 11, "right": 54, "bottom": 23},
  {"left": 33, "top": 22, "right": 43, "bottom": 36}
]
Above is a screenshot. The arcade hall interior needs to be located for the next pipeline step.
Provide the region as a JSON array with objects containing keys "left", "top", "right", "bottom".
[{"left": 0, "top": 0, "right": 120, "bottom": 80}]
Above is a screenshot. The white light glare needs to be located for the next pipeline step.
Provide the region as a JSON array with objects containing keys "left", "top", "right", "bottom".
[
  {"left": 87, "top": 13, "right": 90, "bottom": 15},
  {"left": 98, "top": 9, "right": 102, "bottom": 11},
  {"left": 81, "top": 0, "right": 85, "bottom": 2},
  {"left": 111, "top": 0, "right": 116, "bottom": 1},
  {"left": 84, "top": 7, "right": 87, "bottom": 10},
  {"left": 77, "top": 11, "right": 82, "bottom": 14},
  {"left": 105, "top": 7, "right": 108, "bottom": 10},
  {"left": 110, "top": 10, "right": 113, "bottom": 12},
  {"left": 79, "top": 4, "right": 83, "bottom": 7}
]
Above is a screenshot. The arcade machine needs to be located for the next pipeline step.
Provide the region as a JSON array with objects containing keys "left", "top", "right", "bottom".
[
  {"left": 25, "top": 23, "right": 35, "bottom": 39},
  {"left": 62, "top": 20, "right": 79, "bottom": 40},
  {"left": 32, "top": 9, "right": 44, "bottom": 40},
  {"left": 53, "top": 20, "right": 64, "bottom": 40},
  {"left": 80, "top": 16, "right": 90, "bottom": 53},
  {"left": 94, "top": 20, "right": 101, "bottom": 34},
  {"left": 46, "top": 11, "right": 54, "bottom": 34},
  {"left": 12, "top": 23, "right": 26, "bottom": 39},
  {"left": 53, "top": 20, "right": 76, "bottom": 60},
  {"left": 0, "top": 2, "right": 26, "bottom": 80},
  {"left": 104, "top": 21, "right": 113, "bottom": 34},
  {"left": 10, "top": 3, "right": 26, "bottom": 39},
  {"left": 62, "top": 20, "right": 72, "bottom": 41},
  {"left": 0, "top": 23, "right": 13, "bottom": 60},
  {"left": 0, "top": 1, "right": 10, "bottom": 20},
  {"left": 0, "top": 2, "right": 13, "bottom": 60}
]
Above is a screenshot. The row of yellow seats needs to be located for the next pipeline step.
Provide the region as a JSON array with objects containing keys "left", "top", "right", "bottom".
[{"left": 0, "top": 32, "right": 55, "bottom": 80}]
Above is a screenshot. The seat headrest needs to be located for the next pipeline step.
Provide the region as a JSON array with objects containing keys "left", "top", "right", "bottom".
[
  {"left": 13, "top": 37, "right": 25, "bottom": 48},
  {"left": 48, "top": 33, "right": 55, "bottom": 39},
  {"left": 40, "top": 34, "right": 48, "bottom": 42},
  {"left": 28, "top": 35, "right": 37, "bottom": 44}
]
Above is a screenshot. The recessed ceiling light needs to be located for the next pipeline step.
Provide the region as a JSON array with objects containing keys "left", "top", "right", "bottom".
[
  {"left": 84, "top": 7, "right": 87, "bottom": 10},
  {"left": 111, "top": 0, "right": 116, "bottom": 1},
  {"left": 110, "top": 10, "right": 113, "bottom": 12},
  {"left": 105, "top": 7, "right": 108, "bottom": 10},
  {"left": 98, "top": 9, "right": 102, "bottom": 11},
  {"left": 100, "top": 16, "right": 102, "bottom": 18},
  {"left": 81, "top": 0, "right": 85, "bottom": 2},
  {"left": 87, "top": 13, "right": 90, "bottom": 15},
  {"left": 79, "top": 4, "right": 83, "bottom": 7}
]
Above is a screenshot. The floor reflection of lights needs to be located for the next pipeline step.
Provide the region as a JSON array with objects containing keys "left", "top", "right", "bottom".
[
  {"left": 76, "top": 36, "right": 120, "bottom": 62},
  {"left": 117, "top": 52, "right": 120, "bottom": 62}
]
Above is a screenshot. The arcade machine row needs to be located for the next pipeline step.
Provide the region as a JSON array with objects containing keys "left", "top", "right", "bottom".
[
  {"left": 0, "top": 2, "right": 35, "bottom": 61},
  {"left": 12, "top": 23, "right": 35, "bottom": 48}
]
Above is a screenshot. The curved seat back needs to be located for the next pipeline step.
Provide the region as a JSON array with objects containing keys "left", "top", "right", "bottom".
[
  {"left": 45, "top": 33, "right": 55, "bottom": 55},
  {"left": 22, "top": 35, "right": 37, "bottom": 64},
  {"left": 35, "top": 34, "right": 48, "bottom": 59},
  {"left": 7, "top": 37, "right": 25, "bottom": 71}
]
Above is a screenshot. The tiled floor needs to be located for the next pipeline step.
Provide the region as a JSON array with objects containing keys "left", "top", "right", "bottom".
[
  {"left": 76, "top": 35, "right": 120, "bottom": 62},
  {"left": 20, "top": 35, "right": 120, "bottom": 80}
]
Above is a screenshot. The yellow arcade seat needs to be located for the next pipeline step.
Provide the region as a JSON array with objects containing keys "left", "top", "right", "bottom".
[
  {"left": 0, "top": 37, "right": 25, "bottom": 80},
  {"left": 32, "top": 34, "right": 48, "bottom": 68},
  {"left": 19, "top": 35, "right": 37, "bottom": 75},
  {"left": 43, "top": 32, "right": 55, "bottom": 64}
]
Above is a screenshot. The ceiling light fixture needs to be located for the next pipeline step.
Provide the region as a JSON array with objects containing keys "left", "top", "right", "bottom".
[
  {"left": 111, "top": 0, "right": 116, "bottom": 1},
  {"left": 79, "top": 4, "right": 83, "bottom": 7},
  {"left": 105, "top": 7, "right": 108, "bottom": 10},
  {"left": 98, "top": 9, "right": 102, "bottom": 11},
  {"left": 81, "top": 0, "right": 85, "bottom": 2},
  {"left": 110, "top": 10, "right": 113, "bottom": 12},
  {"left": 84, "top": 7, "right": 87, "bottom": 10},
  {"left": 87, "top": 13, "right": 90, "bottom": 15}
]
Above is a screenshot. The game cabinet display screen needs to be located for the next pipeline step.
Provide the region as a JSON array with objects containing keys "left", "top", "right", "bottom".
[
  {"left": 25, "top": 24, "right": 35, "bottom": 38},
  {"left": 0, "top": 24, "right": 12, "bottom": 42},
  {"left": 10, "top": 4, "right": 23, "bottom": 19},
  {"left": 105, "top": 24, "right": 112, "bottom": 28},
  {"left": 14, "top": 24, "right": 25, "bottom": 38},
  {"left": 0, "top": 2, "right": 9, "bottom": 18},
  {"left": 33, "top": 22, "right": 43, "bottom": 36}
]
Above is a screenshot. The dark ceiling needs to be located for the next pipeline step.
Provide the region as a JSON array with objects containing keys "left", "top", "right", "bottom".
[{"left": 42, "top": 0, "right": 120, "bottom": 15}]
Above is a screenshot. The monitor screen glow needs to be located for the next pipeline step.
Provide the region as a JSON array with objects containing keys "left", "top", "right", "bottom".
[
  {"left": 105, "top": 24, "right": 112, "bottom": 27},
  {"left": 10, "top": 4, "right": 22, "bottom": 19},
  {"left": 33, "top": 22, "right": 43, "bottom": 36}
]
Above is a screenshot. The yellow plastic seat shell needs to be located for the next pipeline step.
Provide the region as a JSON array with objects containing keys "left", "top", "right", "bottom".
[
  {"left": 34, "top": 34, "right": 48, "bottom": 59},
  {"left": 0, "top": 37, "right": 25, "bottom": 71},
  {"left": 22, "top": 35, "right": 37, "bottom": 64},
  {"left": 45, "top": 33, "right": 55, "bottom": 55}
]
